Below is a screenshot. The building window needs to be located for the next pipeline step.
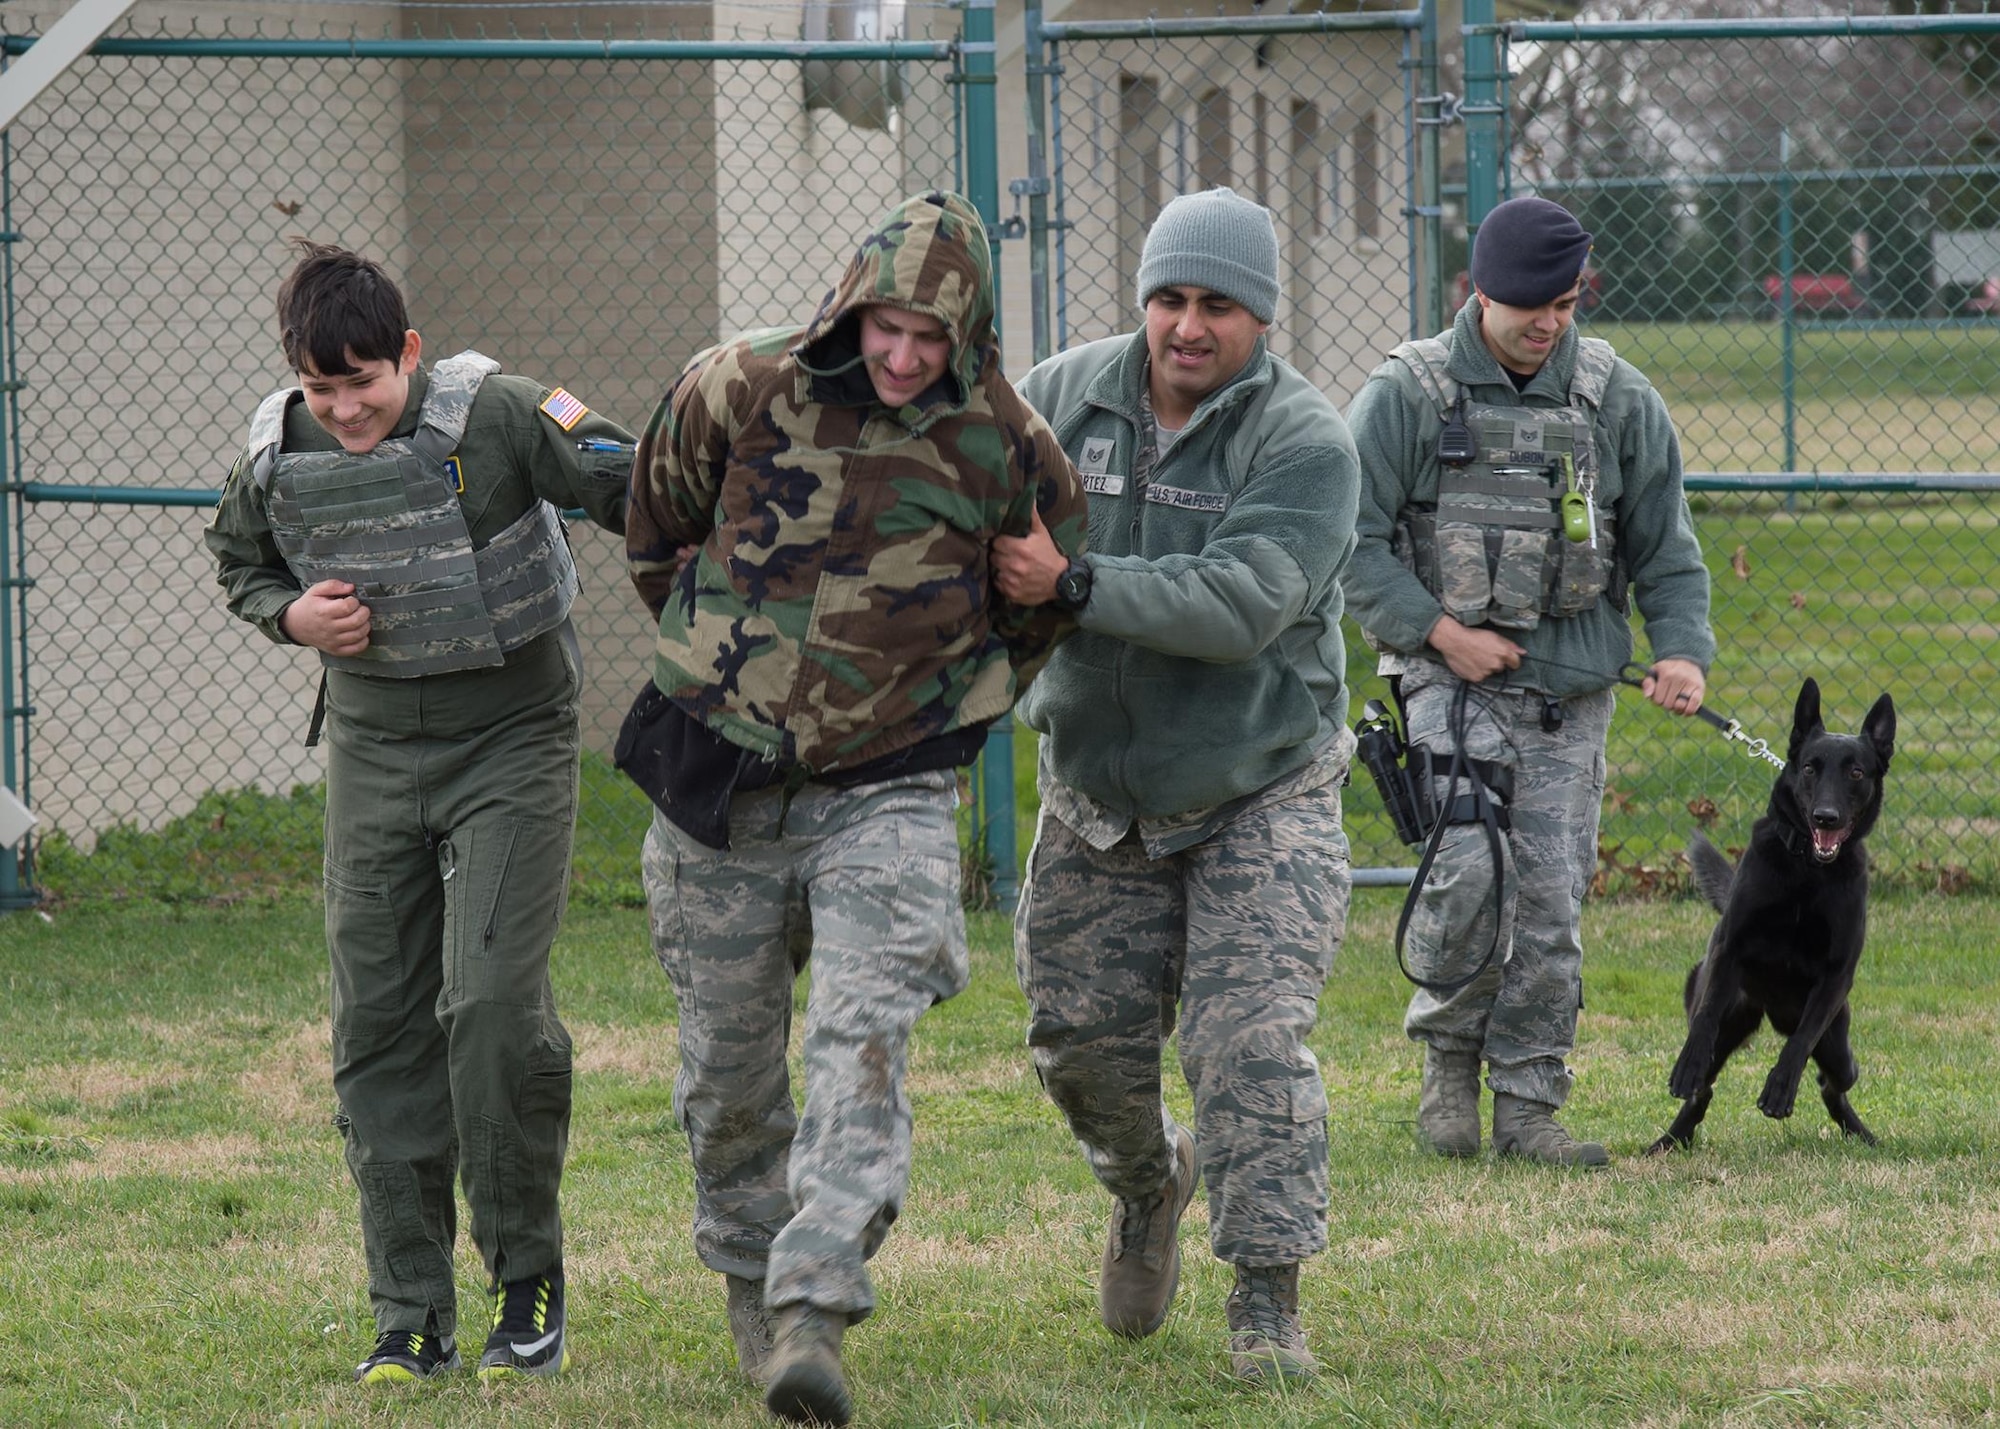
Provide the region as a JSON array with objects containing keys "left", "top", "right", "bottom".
[
  {"left": 1289, "top": 99, "right": 1321, "bottom": 237},
  {"left": 1119, "top": 74, "right": 1164, "bottom": 308},
  {"left": 1353, "top": 113, "right": 1381, "bottom": 241},
  {"left": 1253, "top": 92, "right": 1269, "bottom": 207},
  {"left": 1197, "top": 86, "right": 1231, "bottom": 191}
]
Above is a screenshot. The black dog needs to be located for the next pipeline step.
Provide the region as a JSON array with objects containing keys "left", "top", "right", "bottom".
[{"left": 1649, "top": 677, "right": 1896, "bottom": 1154}]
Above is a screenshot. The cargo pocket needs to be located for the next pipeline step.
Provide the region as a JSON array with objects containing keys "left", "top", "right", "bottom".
[
  {"left": 1488, "top": 528, "right": 1547, "bottom": 630},
  {"left": 1289, "top": 1066, "right": 1330, "bottom": 1130},
  {"left": 325, "top": 860, "right": 404, "bottom": 1037},
  {"left": 1435, "top": 522, "right": 1493, "bottom": 625},
  {"left": 1552, "top": 524, "right": 1613, "bottom": 615},
  {"left": 643, "top": 821, "right": 698, "bottom": 1019}
]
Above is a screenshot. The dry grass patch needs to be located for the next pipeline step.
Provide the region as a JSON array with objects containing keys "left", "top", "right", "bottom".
[
  {"left": 0, "top": 1129, "right": 261, "bottom": 1184},
  {"left": 574, "top": 1020, "right": 680, "bottom": 1079},
  {"left": 235, "top": 1019, "right": 330, "bottom": 1128}
]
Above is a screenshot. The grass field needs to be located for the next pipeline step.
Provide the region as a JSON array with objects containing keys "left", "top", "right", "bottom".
[{"left": 4, "top": 890, "right": 2000, "bottom": 1426}]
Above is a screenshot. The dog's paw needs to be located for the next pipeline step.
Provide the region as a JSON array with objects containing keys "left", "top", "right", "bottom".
[
  {"left": 1645, "top": 1132, "right": 1687, "bottom": 1156},
  {"left": 1667, "top": 1049, "right": 1708, "bottom": 1102},
  {"left": 1758, "top": 1068, "right": 1800, "bottom": 1120}
]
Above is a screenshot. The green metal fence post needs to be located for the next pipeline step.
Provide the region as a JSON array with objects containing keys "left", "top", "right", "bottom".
[
  {"left": 1023, "top": 0, "right": 1053, "bottom": 366},
  {"left": 1463, "top": 0, "right": 1503, "bottom": 229},
  {"left": 960, "top": 0, "right": 1019, "bottom": 909},
  {"left": 0, "top": 116, "right": 33, "bottom": 910},
  {"left": 1777, "top": 126, "right": 1797, "bottom": 477},
  {"left": 1414, "top": 0, "right": 1445, "bottom": 335}
]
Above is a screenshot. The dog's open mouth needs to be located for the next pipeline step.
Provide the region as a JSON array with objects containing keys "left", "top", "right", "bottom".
[{"left": 1811, "top": 826, "right": 1850, "bottom": 863}]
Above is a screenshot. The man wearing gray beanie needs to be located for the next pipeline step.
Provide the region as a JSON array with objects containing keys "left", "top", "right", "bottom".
[
  {"left": 992, "top": 186, "right": 1359, "bottom": 1385},
  {"left": 1343, "top": 194, "right": 1714, "bottom": 1167}
]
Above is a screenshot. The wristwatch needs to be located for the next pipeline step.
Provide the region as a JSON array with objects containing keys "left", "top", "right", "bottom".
[{"left": 1052, "top": 556, "right": 1093, "bottom": 613}]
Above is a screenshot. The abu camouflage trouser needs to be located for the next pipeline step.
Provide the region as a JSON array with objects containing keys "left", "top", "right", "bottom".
[
  {"left": 1014, "top": 775, "right": 1351, "bottom": 1268},
  {"left": 641, "top": 769, "right": 969, "bottom": 1325},
  {"left": 322, "top": 628, "right": 580, "bottom": 1339},
  {"left": 1398, "top": 669, "right": 1613, "bottom": 1108}
]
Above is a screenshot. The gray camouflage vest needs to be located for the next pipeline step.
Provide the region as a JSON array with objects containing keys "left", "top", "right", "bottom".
[
  {"left": 1391, "top": 334, "right": 1625, "bottom": 631},
  {"left": 245, "top": 351, "right": 579, "bottom": 677}
]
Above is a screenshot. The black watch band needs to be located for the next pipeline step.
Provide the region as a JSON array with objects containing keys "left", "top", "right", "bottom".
[{"left": 1053, "top": 556, "right": 1093, "bottom": 613}]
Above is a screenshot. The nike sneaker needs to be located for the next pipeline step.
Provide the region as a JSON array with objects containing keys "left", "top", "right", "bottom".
[
  {"left": 354, "top": 1327, "right": 460, "bottom": 1384},
  {"left": 477, "top": 1272, "right": 566, "bottom": 1381}
]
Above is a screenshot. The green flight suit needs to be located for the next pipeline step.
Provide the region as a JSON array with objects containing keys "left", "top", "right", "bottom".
[{"left": 206, "top": 363, "right": 629, "bottom": 1336}]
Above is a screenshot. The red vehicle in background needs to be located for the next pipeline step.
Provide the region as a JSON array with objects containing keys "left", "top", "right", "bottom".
[{"left": 1762, "top": 273, "right": 1864, "bottom": 314}]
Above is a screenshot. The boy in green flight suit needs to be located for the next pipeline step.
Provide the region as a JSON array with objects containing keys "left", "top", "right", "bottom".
[{"left": 205, "top": 240, "right": 631, "bottom": 1385}]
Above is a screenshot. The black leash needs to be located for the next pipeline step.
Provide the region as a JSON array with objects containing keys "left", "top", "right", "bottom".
[
  {"left": 1392, "top": 680, "right": 1512, "bottom": 996},
  {"left": 1386, "top": 656, "right": 1785, "bottom": 996},
  {"left": 1514, "top": 655, "right": 1785, "bottom": 769}
]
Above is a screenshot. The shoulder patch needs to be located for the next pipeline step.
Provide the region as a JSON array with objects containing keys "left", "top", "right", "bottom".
[
  {"left": 442, "top": 454, "right": 467, "bottom": 494},
  {"left": 540, "top": 388, "right": 589, "bottom": 431}
]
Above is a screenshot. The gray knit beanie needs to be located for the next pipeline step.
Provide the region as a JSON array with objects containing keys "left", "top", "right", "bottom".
[{"left": 1135, "top": 187, "right": 1280, "bottom": 323}]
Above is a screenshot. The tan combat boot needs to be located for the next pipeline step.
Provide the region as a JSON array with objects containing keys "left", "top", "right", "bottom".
[
  {"left": 764, "top": 1304, "right": 851, "bottom": 1426},
  {"left": 724, "top": 1273, "right": 775, "bottom": 1384},
  {"left": 1492, "top": 1092, "right": 1609, "bottom": 1167},
  {"left": 1225, "top": 1263, "right": 1319, "bottom": 1383},
  {"left": 1417, "top": 1046, "right": 1482, "bottom": 1157},
  {"left": 1098, "top": 1122, "right": 1199, "bottom": 1338}
]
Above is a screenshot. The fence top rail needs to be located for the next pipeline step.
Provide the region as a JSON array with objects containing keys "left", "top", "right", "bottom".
[
  {"left": 1686, "top": 474, "right": 2000, "bottom": 493},
  {"left": 1499, "top": 14, "right": 2000, "bottom": 42},
  {"left": 25, "top": 475, "right": 2000, "bottom": 508},
  {"left": 0, "top": 33, "right": 961, "bottom": 61},
  {"left": 1040, "top": 8, "right": 1422, "bottom": 42}
]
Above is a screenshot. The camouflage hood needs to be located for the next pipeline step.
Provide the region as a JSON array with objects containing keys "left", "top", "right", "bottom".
[
  {"left": 627, "top": 190, "right": 1088, "bottom": 774},
  {"left": 791, "top": 189, "right": 996, "bottom": 425}
]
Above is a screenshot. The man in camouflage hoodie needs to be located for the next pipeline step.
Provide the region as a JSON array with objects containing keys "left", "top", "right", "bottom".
[{"left": 624, "top": 190, "right": 1086, "bottom": 1426}]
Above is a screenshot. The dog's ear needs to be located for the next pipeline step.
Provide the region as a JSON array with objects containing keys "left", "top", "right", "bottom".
[
  {"left": 1862, "top": 693, "right": 1895, "bottom": 770},
  {"left": 1788, "top": 677, "right": 1823, "bottom": 761}
]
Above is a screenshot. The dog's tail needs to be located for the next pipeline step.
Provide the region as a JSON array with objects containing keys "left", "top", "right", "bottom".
[{"left": 1687, "top": 829, "right": 1735, "bottom": 912}]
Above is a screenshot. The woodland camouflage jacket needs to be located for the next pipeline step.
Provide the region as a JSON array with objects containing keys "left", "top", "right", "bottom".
[{"left": 627, "top": 190, "right": 1087, "bottom": 772}]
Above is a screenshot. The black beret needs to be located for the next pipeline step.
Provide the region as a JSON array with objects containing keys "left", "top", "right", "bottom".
[{"left": 1469, "top": 197, "right": 1593, "bottom": 308}]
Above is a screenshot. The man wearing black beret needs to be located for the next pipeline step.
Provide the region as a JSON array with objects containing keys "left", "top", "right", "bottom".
[{"left": 1342, "top": 195, "right": 1715, "bottom": 1166}]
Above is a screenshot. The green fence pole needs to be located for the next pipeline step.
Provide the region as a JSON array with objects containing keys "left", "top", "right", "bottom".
[
  {"left": 1463, "top": 0, "right": 1503, "bottom": 228},
  {"left": 960, "top": 0, "right": 1018, "bottom": 909},
  {"left": 1023, "top": 0, "right": 1053, "bottom": 366},
  {"left": 1777, "top": 126, "right": 1797, "bottom": 476},
  {"left": 1415, "top": 0, "right": 1445, "bottom": 335},
  {"left": 0, "top": 114, "right": 32, "bottom": 910}
]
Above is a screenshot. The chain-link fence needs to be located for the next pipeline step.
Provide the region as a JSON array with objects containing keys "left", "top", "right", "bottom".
[
  {"left": 7, "top": 5, "right": 1999, "bottom": 905},
  {"left": 1395, "top": 11, "right": 2000, "bottom": 891},
  {"left": 0, "top": 5, "right": 970, "bottom": 903}
]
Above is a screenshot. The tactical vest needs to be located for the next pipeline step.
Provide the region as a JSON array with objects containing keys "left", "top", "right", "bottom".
[
  {"left": 1391, "top": 335, "right": 1626, "bottom": 631},
  {"left": 245, "top": 351, "right": 579, "bottom": 677}
]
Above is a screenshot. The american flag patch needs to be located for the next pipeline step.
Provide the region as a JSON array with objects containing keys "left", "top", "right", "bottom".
[{"left": 539, "top": 388, "right": 589, "bottom": 430}]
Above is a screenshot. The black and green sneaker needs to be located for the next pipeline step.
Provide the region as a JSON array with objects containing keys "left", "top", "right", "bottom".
[
  {"left": 477, "top": 1273, "right": 566, "bottom": 1381},
  {"left": 354, "top": 1328, "right": 461, "bottom": 1384}
]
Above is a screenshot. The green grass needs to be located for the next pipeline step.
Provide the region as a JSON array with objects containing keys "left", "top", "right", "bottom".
[{"left": 3, "top": 891, "right": 2000, "bottom": 1425}]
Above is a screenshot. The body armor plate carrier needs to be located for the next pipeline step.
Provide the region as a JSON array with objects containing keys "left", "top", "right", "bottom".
[
  {"left": 246, "top": 351, "right": 579, "bottom": 677},
  {"left": 1390, "top": 335, "right": 1626, "bottom": 632}
]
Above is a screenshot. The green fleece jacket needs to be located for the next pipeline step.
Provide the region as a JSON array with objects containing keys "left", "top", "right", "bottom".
[
  {"left": 1016, "top": 329, "right": 1360, "bottom": 820},
  {"left": 1343, "top": 298, "right": 1714, "bottom": 695}
]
